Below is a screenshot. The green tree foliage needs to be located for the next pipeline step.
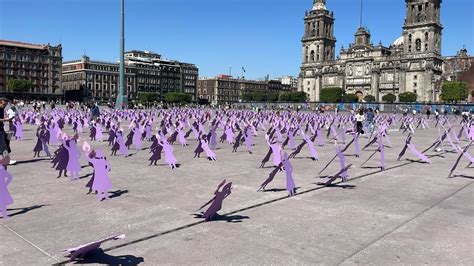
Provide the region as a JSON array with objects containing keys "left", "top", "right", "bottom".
[
  {"left": 319, "top": 87, "right": 344, "bottom": 102},
  {"left": 382, "top": 93, "right": 397, "bottom": 103},
  {"left": 279, "top": 92, "right": 307, "bottom": 102},
  {"left": 342, "top": 93, "right": 358, "bottom": 103},
  {"left": 137, "top": 92, "right": 160, "bottom": 103},
  {"left": 363, "top": 95, "right": 376, "bottom": 103},
  {"left": 398, "top": 92, "right": 418, "bottom": 103},
  {"left": 164, "top": 92, "right": 192, "bottom": 103},
  {"left": 440, "top": 81, "right": 469, "bottom": 103},
  {"left": 7, "top": 79, "right": 32, "bottom": 93}
]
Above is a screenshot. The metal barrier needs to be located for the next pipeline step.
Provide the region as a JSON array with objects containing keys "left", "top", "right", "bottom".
[{"left": 233, "top": 102, "right": 474, "bottom": 113}]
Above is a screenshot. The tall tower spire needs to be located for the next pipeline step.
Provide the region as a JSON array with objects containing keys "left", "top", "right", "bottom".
[
  {"left": 302, "top": 0, "right": 336, "bottom": 63},
  {"left": 313, "top": 0, "right": 326, "bottom": 10}
]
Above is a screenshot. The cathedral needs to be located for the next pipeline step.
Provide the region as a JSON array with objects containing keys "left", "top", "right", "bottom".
[{"left": 299, "top": 0, "right": 445, "bottom": 102}]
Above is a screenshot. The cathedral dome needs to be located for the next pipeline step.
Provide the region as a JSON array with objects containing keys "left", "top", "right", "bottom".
[{"left": 393, "top": 36, "right": 404, "bottom": 46}]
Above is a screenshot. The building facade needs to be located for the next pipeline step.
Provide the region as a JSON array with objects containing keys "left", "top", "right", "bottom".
[
  {"left": 0, "top": 40, "right": 62, "bottom": 101},
  {"left": 62, "top": 56, "right": 137, "bottom": 102},
  {"left": 197, "top": 75, "right": 293, "bottom": 105},
  {"left": 62, "top": 50, "right": 198, "bottom": 102},
  {"left": 300, "top": 0, "right": 445, "bottom": 102},
  {"left": 443, "top": 48, "right": 474, "bottom": 102}
]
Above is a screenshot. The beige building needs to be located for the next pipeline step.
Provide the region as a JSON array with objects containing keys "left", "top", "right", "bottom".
[
  {"left": 0, "top": 40, "right": 62, "bottom": 101},
  {"left": 197, "top": 75, "right": 291, "bottom": 105},
  {"left": 62, "top": 50, "right": 198, "bottom": 102}
]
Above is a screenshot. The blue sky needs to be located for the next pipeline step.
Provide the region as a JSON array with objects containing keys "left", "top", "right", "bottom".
[{"left": 1, "top": 0, "right": 473, "bottom": 79}]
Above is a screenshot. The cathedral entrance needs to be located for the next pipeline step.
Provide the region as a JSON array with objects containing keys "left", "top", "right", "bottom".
[{"left": 355, "top": 91, "right": 364, "bottom": 101}]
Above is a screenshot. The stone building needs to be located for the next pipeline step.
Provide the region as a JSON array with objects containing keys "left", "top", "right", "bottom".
[
  {"left": 62, "top": 50, "right": 198, "bottom": 102},
  {"left": 197, "top": 75, "right": 291, "bottom": 105},
  {"left": 62, "top": 56, "right": 137, "bottom": 102},
  {"left": 0, "top": 40, "right": 62, "bottom": 101},
  {"left": 443, "top": 48, "right": 474, "bottom": 102},
  {"left": 300, "top": 0, "right": 445, "bottom": 102}
]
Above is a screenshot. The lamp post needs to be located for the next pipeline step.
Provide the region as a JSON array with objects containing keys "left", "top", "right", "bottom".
[{"left": 115, "top": 0, "right": 128, "bottom": 109}]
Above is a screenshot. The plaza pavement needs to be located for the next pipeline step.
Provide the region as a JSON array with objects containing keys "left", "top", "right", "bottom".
[{"left": 1, "top": 116, "right": 473, "bottom": 265}]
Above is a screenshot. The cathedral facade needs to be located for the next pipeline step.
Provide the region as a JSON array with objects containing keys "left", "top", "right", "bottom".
[{"left": 299, "top": 0, "right": 445, "bottom": 102}]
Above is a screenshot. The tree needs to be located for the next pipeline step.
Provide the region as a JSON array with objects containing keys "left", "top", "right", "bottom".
[
  {"left": 342, "top": 93, "right": 358, "bottom": 103},
  {"left": 440, "top": 81, "right": 469, "bottom": 103},
  {"left": 289, "top": 91, "right": 308, "bottom": 102},
  {"left": 138, "top": 92, "right": 160, "bottom": 103},
  {"left": 7, "top": 79, "right": 32, "bottom": 94},
  {"left": 320, "top": 87, "right": 343, "bottom": 102},
  {"left": 382, "top": 93, "right": 397, "bottom": 103},
  {"left": 164, "top": 92, "right": 192, "bottom": 103},
  {"left": 363, "top": 95, "right": 376, "bottom": 103},
  {"left": 279, "top": 93, "right": 290, "bottom": 102},
  {"left": 267, "top": 92, "right": 280, "bottom": 102},
  {"left": 398, "top": 92, "right": 417, "bottom": 103}
]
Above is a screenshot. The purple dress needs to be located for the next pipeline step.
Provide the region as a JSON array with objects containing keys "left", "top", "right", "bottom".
[
  {"left": 64, "top": 140, "right": 81, "bottom": 172},
  {"left": 0, "top": 166, "right": 13, "bottom": 210}
]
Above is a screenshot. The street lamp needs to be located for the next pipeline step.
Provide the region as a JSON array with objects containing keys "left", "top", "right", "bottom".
[{"left": 115, "top": 0, "right": 128, "bottom": 109}]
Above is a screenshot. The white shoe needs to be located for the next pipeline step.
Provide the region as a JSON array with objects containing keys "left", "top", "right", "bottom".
[{"left": 8, "top": 160, "right": 17, "bottom": 165}]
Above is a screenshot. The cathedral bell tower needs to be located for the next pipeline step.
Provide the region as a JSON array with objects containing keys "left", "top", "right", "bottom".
[
  {"left": 401, "top": 0, "right": 444, "bottom": 102},
  {"left": 300, "top": 0, "right": 337, "bottom": 102},
  {"left": 403, "top": 0, "right": 443, "bottom": 55},
  {"left": 301, "top": 0, "right": 336, "bottom": 63}
]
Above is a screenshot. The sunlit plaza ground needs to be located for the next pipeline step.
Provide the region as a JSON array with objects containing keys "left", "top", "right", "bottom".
[{"left": 1, "top": 111, "right": 473, "bottom": 265}]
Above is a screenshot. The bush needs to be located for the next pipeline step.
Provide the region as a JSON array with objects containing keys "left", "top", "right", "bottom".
[
  {"left": 320, "top": 87, "right": 343, "bottom": 102},
  {"left": 164, "top": 92, "right": 192, "bottom": 103},
  {"left": 382, "top": 93, "right": 396, "bottom": 103},
  {"left": 363, "top": 95, "right": 376, "bottom": 103},
  {"left": 398, "top": 92, "right": 417, "bottom": 103},
  {"left": 441, "top": 81, "right": 469, "bottom": 103}
]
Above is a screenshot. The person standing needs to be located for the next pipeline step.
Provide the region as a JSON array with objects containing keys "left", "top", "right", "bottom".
[
  {"left": 355, "top": 109, "right": 365, "bottom": 134},
  {"left": 0, "top": 98, "right": 13, "bottom": 166},
  {"left": 366, "top": 108, "right": 375, "bottom": 133}
]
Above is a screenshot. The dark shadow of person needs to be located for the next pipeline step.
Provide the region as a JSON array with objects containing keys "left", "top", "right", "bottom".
[
  {"left": 109, "top": 190, "right": 129, "bottom": 199},
  {"left": 315, "top": 182, "right": 356, "bottom": 189},
  {"left": 192, "top": 213, "right": 249, "bottom": 223},
  {"left": 6, "top": 204, "right": 49, "bottom": 218},
  {"left": 72, "top": 248, "right": 144, "bottom": 265}
]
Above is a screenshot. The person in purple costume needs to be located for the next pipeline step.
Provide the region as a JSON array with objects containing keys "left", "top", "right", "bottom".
[
  {"left": 201, "top": 136, "right": 217, "bottom": 161},
  {"left": 302, "top": 132, "right": 318, "bottom": 161},
  {"left": 116, "top": 130, "right": 129, "bottom": 157},
  {"left": 89, "top": 124, "right": 97, "bottom": 141},
  {"left": 125, "top": 130, "right": 133, "bottom": 149},
  {"left": 148, "top": 136, "right": 163, "bottom": 166},
  {"left": 107, "top": 128, "right": 116, "bottom": 146},
  {"left": 53, "top": 143, "right": 69, "bottom": 178},
  {"left": 194, "top": 136, "right": 204, "bottom": 158},
  {"left": 158, "top": 136, "right": 177, "bottom": 169},
  {"left": 132, "top": 126, "right": 142, "bottom": 152},
  {"left": 63, "top": 134, "right": 81, "bottom": 180},
  {"left": 14, "top": 120, "right": 23, "bottom": 140},
  {"left": 85, "top": 149, "right": 112, "bottom": 201},
  {"left": 0, "top": 164, "right": 13, "bottom": 220},
  {"left": 33, "top": 127, "right": 45, "bottom": 157},
  {"left": 282, "top": 152, "right": 296, "bottom": 196},
  {"left": 40, "top": 129, "right": 52, "bottom": 158},
  {"left": 198, "top": 180, "right": 232, "bottom": 221}
]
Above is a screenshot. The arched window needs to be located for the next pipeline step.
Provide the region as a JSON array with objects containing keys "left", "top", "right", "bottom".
[
  {"left": 424, "top": 32, "right": 429, "bottom": 41},
  {"left": 415, "top": 39, "right": 422, "bottom": 51},
  {"left": 310, "top": 50, "right": 315, "bottom": 62},
  {"left": 409, "top": 34, "right": 412, "bottom": 43}
]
